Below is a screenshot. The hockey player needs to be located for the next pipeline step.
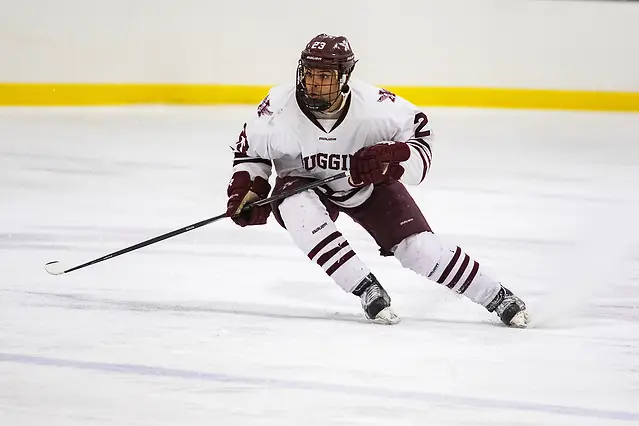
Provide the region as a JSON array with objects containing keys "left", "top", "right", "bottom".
[{"left": 225, "top": 33, "right": 529, "bottom": 327}]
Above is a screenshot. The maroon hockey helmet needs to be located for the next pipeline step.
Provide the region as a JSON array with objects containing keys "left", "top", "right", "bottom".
[{"left": 296, "top": 33, "right": 358, "bottom": 111}]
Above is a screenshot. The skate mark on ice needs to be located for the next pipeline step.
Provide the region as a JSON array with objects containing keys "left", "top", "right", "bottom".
[
  {"left": 1, "top": 151, "right": 190, "bottom": 172},
  {"left": 22, "top": 290, "right": 501, "bottom": 328},
  {"left": 22, "top": 290, "right": 371, "bottom": 324},
  {"left": 12, "top": 290, "right": 639, "bottom": 331},
  {"left": 1, "top": 352, "right": 638, "bottom": 422}
]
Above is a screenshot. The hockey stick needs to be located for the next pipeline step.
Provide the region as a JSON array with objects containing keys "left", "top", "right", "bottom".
[{"left": 44, "top": 171, "right": 348, "bottom": 276}]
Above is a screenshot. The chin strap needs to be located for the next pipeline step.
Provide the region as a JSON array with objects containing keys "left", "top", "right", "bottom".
[{"left": 315, "top": 89, "right": 350, "bottom": 117}]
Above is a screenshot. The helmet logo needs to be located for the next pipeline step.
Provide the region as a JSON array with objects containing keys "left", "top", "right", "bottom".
[{"left": 334, "top": 40, "right": 351, "bottom": 52}]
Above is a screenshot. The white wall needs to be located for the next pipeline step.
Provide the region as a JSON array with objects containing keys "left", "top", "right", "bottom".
[{"left": 1, "top": 0, "right": 638, "bottom": 91}]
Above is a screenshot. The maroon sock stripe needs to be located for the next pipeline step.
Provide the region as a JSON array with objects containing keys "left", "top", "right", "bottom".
[
  {"left": 458, "top": 261, "right": 479, "bottom": 294},
  {"left": 447, "top": 254, "right": 470, "bottom": 289},
  {"left": 437, "top": 247, "right": 461, "bottom": 284},
  {"left": 316, "top": 241, "right": 349, "bottom": 267},
  {"left": 307, "top": 231, "right": 341, "bottom": 260},
  {"left": 326, "top": 250, "right": 356, "bottom": 276}
]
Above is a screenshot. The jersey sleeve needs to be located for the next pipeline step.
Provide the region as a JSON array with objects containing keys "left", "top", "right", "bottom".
[
  {"left": 389, "top": 96, "right": 434, "bottom": 186},
  {"left": 231, "top": 121, "right": 273, "bottom": 181},
  {"left": 230, "top": 90, "right": 288, "bottom": 181}
]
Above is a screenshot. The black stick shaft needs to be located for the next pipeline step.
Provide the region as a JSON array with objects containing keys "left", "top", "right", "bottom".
[
  {"left": 250, "top": 171, "right": 346, "bottom": 207},
  {"left": 59, "top": 212, "right": 228, "bottom": 274},
  {"left": 54, "top": 172, "right": 347, "bottom": 274}
]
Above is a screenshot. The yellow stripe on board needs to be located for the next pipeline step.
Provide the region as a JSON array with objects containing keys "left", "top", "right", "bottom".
[
  {"left": 386, "top": 87, "right": 639, "bottom": 112},
  {"left": 0, "top": 84, "right": 273, "bottom": 106},
  {"left": 1, "top": 83, "right": 638, "bottom": 111}
]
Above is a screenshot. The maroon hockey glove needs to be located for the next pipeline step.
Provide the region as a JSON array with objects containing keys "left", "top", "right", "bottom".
[
  {"left": 226, "top": 171, "right": 272, "bottom": 227},
  {"left": 349, "top": 142, "right": 411, "bottom": 186}
]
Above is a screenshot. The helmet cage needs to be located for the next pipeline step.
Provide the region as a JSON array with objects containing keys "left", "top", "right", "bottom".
[{"left": 296, "top": 62, "right": 354, "bottom": 111}]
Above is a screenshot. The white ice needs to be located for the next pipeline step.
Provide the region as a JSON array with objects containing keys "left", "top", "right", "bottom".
[{"left": 0, "top": 106, "right": 638, "bottom": 426}]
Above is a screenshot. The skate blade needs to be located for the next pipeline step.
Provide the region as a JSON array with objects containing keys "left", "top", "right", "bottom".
[
  {"left": 372, "top": 307, "right": 401, "bottom": 325},
  {"left": 508, "top": 310, "right": 530, "bottom": 328}
]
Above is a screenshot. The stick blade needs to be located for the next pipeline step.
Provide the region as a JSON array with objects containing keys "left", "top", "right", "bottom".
[{"left": 44, "top": 261, "right": 66, "bottom": 275}]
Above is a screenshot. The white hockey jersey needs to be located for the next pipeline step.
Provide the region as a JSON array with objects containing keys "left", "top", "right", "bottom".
[{"left": 230, "top": 79, "right": 433, "bottom": 208}]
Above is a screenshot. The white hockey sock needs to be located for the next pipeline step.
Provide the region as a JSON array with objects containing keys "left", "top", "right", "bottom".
[
  {"left": 279, "top": 191, "right": 370, "bottom": 293},
  {"left": 393, "top": 231, "right": 501, "bottom": 307}
]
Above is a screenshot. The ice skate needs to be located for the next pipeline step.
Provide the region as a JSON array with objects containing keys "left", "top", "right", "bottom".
[
  {"left": 352, "top": 273, "right": 400, "bottom": 325},
  {"left": 486, "top": 286, "right": 529, "bottom": 328}
]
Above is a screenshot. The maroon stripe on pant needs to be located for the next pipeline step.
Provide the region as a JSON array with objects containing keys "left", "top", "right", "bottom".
[
  {"left": 317, "top": 241, "right": 349, "bottom": 267},
  {"left": 458, "top": 261, "right": 479, "bottom": 294},
  {"left": 437, "top": 247, "right": 461, "bottom": 284},
  {"left": 326, "top": 250, "right": 356, "bottom": 276},
  {"left": 308, "top": 231, "right": 341, "bottom": 260},
  {"left": 447, "top": 254, "right": 470, "bottom": 289}
]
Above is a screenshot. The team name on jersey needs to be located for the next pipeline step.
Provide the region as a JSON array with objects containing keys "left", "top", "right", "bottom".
[{"left": 302, "top": 153, "right": 352, "bottom": 171}]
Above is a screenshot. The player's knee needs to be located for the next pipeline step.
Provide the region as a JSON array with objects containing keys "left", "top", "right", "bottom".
[
  {"left": 279, "top": 191, "right": 313, "bottom": 215},
  {"left": 394, "top": 231, "right": 444, "bottom": 277},
  {"left": 276, "top": 191, "right": 326, "bottom": 229}
]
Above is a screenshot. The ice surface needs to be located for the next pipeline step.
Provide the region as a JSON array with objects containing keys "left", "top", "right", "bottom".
[{"left": 1, "top": 106, "right": 638, "bottom": 425}]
